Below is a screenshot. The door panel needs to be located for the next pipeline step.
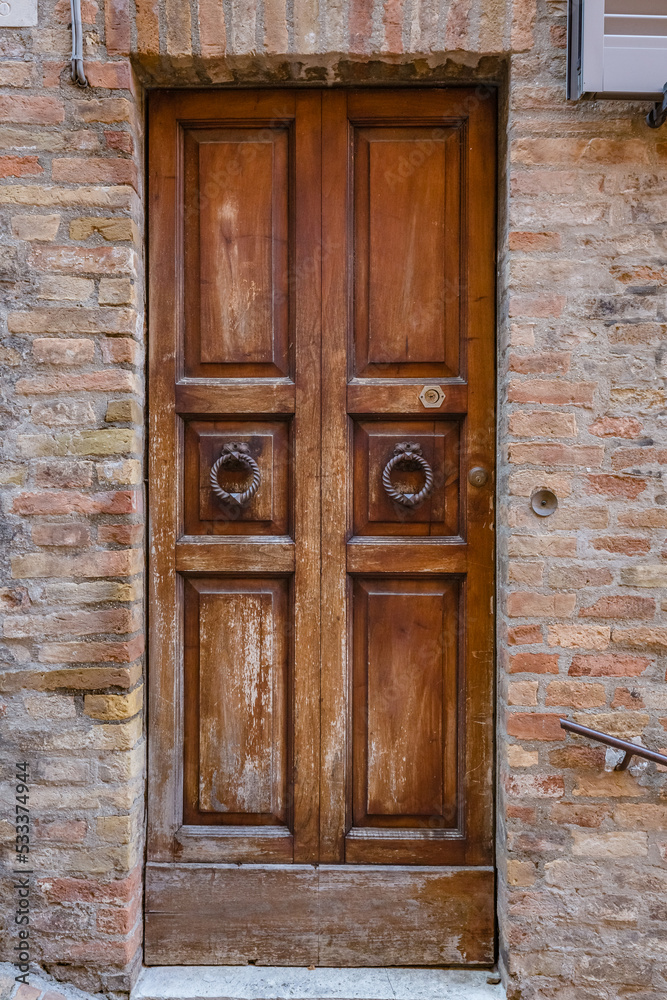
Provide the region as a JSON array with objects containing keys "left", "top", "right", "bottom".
[
  {"left": 146, "top": 865, "right": 495, "bottom": 965},
  {"left": 183, "top": 419, "right": 290, "bottom": 535},
  {"left": 183, "top": 577, "right": 289, "bottom": 826},
  {"left": 353, "top": 419, "right": 460, "bottom": 536},
  {"left": 353, "top": 579, "right": 459, "bottom": 821},
  {"left": 147, "top": 87, "right": 496, "bottom": 965},
  {"left": 183, "top": 124, "right": 290, "bottom": 378},
  {"left": 353, "top": 124, "right": 461, "bottom": 378}
]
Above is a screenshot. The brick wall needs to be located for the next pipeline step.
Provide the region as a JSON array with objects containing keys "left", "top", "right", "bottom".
[
  {"left": 498, "top": 15, "right": 667, "bottom": 995},
  {"left": 0, "top": 4, "right": 144, "bottom": 990},
  {"left": 0, "top": 0, "right": 665, "bottom": 996}
]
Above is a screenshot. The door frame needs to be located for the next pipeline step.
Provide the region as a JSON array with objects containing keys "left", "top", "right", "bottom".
[{"left": 145, "top": 83, "right": 499, "bottom": 965}]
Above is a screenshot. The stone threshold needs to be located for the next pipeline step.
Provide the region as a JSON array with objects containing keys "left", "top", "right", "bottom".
[{"left": 131, "top": 967, "right": 505, "bottom": 1000}]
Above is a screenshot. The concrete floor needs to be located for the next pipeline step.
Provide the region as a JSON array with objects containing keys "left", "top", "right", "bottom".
[{"left": 132, "top": 967, "right": 505, "bottom": 1000}]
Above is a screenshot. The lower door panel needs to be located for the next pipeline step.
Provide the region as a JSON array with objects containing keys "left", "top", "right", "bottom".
[{"left": 145, "top": 863, "right": 495, "bottom": 966}]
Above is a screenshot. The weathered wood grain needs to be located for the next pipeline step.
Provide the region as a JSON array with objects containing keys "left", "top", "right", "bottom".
[{"left": 145, "top": 864, "right": 495, "bottom": 965}]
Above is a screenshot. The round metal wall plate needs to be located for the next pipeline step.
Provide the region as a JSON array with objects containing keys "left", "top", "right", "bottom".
[{"left": 531, "top": 488, "right": 558, "bottom": 517}]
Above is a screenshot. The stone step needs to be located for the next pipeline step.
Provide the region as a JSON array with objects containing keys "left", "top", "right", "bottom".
[{"left": 132, "top": 967, "right": 505, "bottom": 1000}]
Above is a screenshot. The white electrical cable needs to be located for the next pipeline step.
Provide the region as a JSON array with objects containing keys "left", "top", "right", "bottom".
[{"left": 70, "top": 0, "right": 88, "bottom": 87}]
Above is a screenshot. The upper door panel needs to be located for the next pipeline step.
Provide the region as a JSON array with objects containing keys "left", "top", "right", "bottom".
[
  {"left": 183, "top": 122, "right": 292, "bottom": 379},
  {"left": 353, "top": 122, "right": 462, "bottom": 380}
]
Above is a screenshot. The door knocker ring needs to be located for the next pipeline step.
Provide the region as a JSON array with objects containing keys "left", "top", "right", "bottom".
[
  {"left": 210, "top": 442, "right": 261, "bottom": 509},
  {"left": 382, "top": 442, "right": 434, "bottom": 509}
]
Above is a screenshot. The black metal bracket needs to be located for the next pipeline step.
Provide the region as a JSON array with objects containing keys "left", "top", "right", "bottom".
[
  {"left": 560, "top": 718, "right": 667, "bottom": 772},
  {"left": 646, "top": 83, "right": 667, "bottom": 129}
]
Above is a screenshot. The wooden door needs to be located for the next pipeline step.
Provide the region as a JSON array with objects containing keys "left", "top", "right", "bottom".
[{"left": 146, "top": 88, "right": 496, "bottom": 966}]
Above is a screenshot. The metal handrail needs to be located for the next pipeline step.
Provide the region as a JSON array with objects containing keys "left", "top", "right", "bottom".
[{"left": 560, "top": 718, "right": 667, "bottom": 772}]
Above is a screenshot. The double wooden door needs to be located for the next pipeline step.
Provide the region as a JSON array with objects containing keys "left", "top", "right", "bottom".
[{"left": 147, "top": 88, "right": 496, "bottom": 966}]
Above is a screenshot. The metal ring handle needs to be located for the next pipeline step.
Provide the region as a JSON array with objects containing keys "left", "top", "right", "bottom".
[
  {"left": 382, "top": 442, "right": 434, "bottom": 509},
  {"left": 210, "top": 442, "right": 261, "bottom": 509}
]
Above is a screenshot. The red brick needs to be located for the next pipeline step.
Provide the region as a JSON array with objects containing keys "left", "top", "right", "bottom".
[
  {"left": 509, "top": 352, "right": 570, "bottom": 374},
  {"left": 511, "top": 0, "right": 536, "bottom": 50},
  {"left": 508, "top": 624, "right": 544, "bottom": 645},
  {"left": 508, "top": 379, "right": 596, "bottom": 406},
  {"left": 74, "top": 97, "right": 132, "bottom": 123},
  {"left": 0, "top": 155, "right": 43, "bottom": 177},
  {"left": 569, "top": 654, "right": 650, "bottom": 677},
  {"left": 612, "top": 687, "right": 645, "bottom": 709},
  {"left": 0, "top": 664, "right": 141, "bottom": 692},
  {"left": 550, "top": 803, "right": 609, "bottom": 827},
  {"left": 545, "top": 681, "right": 606, "bottom": 708},
  {"left": 507, "top": 592, "right": 576, "bottom": 618},
  {"left": 512, "top": 137, "right": 650, "bottom": 166},
  {"left": 590, "top": 535, "right": 650, "bottom": 556},
  {"left": 16, "top": 371, "right": 137, "bottom": 394},
  {"left": 511, "top": 169, "right": 605, "bottom": 196},
  {"left": 52, "top": 157, "right": 137, "bottom": 189},
  {"left": 589, "top": 416, "right": 643, "bottom": 439},
  {"left": 549, "top": 746, "right": 606, "bottom": 768},
  {"left": 549, "top": 566, "right": 613, "bottom": 588},
  {"left": 200, "top": 0, "right": 228, "bottom": 54},
  {"left": 0, "top": 61, "right": 33, "bottom": 86},
  {"left": 585, "top": 474, "right": 648, "bottom": 499},
  {"left": 42, "top": 61, "right": 63, "bottom": 87},
  {"left": 612, "top": 264, "right": 667, "bottom": 284},
  {"left": 618, "top": 509, "right": 667, "bottom": 528},
  {"left": 13, "top": 986, "right": 41, "bottom": 1000},
  {"left": 101, "top": 337, "right": 139, "bottom": 363},
  {"left": 611, "top": 447, "right": 667, "bottom": 470},
  {"left": 8, "top": 306, "right": 137, "bottom": 336},
  {"left": 34, "top": 461, "right": 93, "bottom": 489},
  {"left": 106, "top": 0, "right": 131, "bottom": 53},
  {"left": 56, "top": 925, "right": 141, "bottom": 965},
  {"left": 509, "top": 561, "right": 544, "bottom": 585},
  {"left": 53, "top": 0, "right": 97, "bottom": 20},
  {"left": 12, "top": 548, "right": 142, "bottom": 580},
  {"left": 507, "top": 713, "right": 564, "bottom": 741},
  {"left": 580, "top": 596, "right": 655, "bottom": 620},
  {"left": 509, "top": 443, "right": 604, "bottom": 467},
  {"left": 98, "top": 523, "right": 144, "bottom": 545},
  {"left": 509, "top": 294, "right": 566, "bottom": 318},
  {"left": 505, "top": 774, "right": 565, "bottom": 798},
  {"left": 13, "top": 490, "right": 138, "bottom": 515},
  {"left": 32, "top": 338, "right": 94, "bottom": 365},
  {"left": 28, "top": 245, "right": 135, "bottom": 274},
  {"left": 3, "top": 608, "right": 140, "bottom": 638},
  {"left": 548, "top": 624, "right": 610, "bottom": 650},
  {"left": 32, "top": 524, "right": 91, "bottom": 547},
  {"left": 37, "top": 865, "right": 141, "bottom": 906},
  {"left": 508, "top": 231, "right": 562, "bottom": 251},
  {"left": 509, "top": 535, "right": 577, "bottom": 557},
  {"left": 38, "top": 634, "right": 145, "bottom": 664},
  {"left": 509, "top": 652, "right": 559, "bottom": 674},
  {"left": 104, "top": 130, "right": 134, "bottom": 153},
  {"left": 96, "top": 899, "right": 139, "bottom": 935},
  {"left": 507, "top": 804, "right": 536, "bottom": 822},
  {"left": 612, "top": 627, "right": 667, "bottom": 651},
  {"left": 0, "top": 95, "right": 64, "bottom": 125},
  {"left": 84, "top": 62, "right": 132, "bottom": 89},
  {"left": 34, "top": 819, "right": 87, "bottom": 842},
  {"left": 510, "top": 830, "right": 566, "bottom": 853},
  {"left": 509, "top": 411, "right": 576, "bottom": 438}
]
